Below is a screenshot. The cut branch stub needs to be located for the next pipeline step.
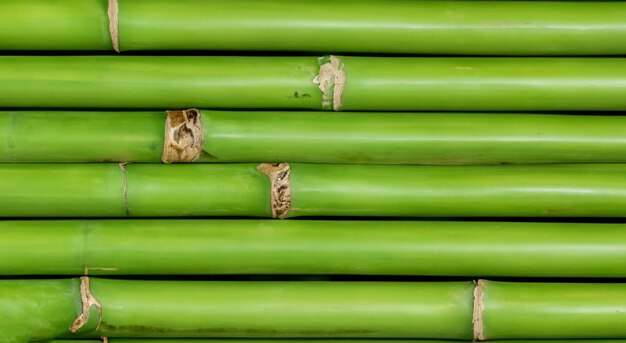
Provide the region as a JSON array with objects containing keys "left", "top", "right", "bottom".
[{"left": 257, "top": 163, "right": 292, "bottom": 218}]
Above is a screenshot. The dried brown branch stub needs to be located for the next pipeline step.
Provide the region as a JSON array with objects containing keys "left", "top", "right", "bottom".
[
  {"left": 257, "top": 163, "right": 292, "bottom": 218},
  {"left": 70, "top": 276, "right": 102, "bottom": 333},
  {"left": 473, "top": 279, "right": 486, "bottom": 341},
  {"left": 108, "top": 0, "right": 119, "bottom": 53},
  {"left": 162, "top": 109, "right": 204, "bottom": 163},
  {"left": 314, "top": 55, "right": 346, "bottom": 111}
]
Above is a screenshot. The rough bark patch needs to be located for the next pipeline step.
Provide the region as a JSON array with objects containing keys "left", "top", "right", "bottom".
[
  {"left": 162, "top": 109, "right": 204, "bottom": 163},
  {"left": 473, "top": 279, "right": 486, "bottom": 341},
  {"left": 313, "top": 55, "right": 346, "bottom": 111},
  {"left": 107, "top": 0, "right": 119, "bottom": 52},
  {"left": 257, "top": 163, "right": 292, "bottom": 218},
  {"left": 70, "top": 277, "right": 102, "bottom": 333}
]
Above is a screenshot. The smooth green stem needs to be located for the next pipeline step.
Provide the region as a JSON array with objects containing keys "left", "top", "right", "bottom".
[
  {"left": 0, "top": 56, "right": 624, "bottom": 111},
  {"left": 2, "top": 0, "right": 626, "bottom": 55},
  {"left": 481, "top": 281, "right": 626, "bottom": 339},
  {"left": 0, "top": 163, "right": 625, "bottom": 218},
  {"left": 0, "top": 0, "right": 110, "bottom": 50},
  {"left": 0, "top": 220, "right": 624, "bottom": 277},
  {"left": 3, "top": 111, "right": 626, "bottom": 164},
  {"left": 0, "top": 279, "right": 475, "bottom": 340}
]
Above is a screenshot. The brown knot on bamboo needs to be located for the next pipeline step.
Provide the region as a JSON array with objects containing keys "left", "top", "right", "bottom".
[
  {"left": 107, "top": 0, "right": 119, "bottom": 53},
  {"left": 473, "top": 279, "right": 486, "bottom": 341},
  {"left": 257, "top": 163, "right": 292, "bottom": 219},
  {"left": 314, "top": 55, "right": 346, "bottom": 111},
  {"left": 162, "top": 108, "right": 204, "bottom": 163},
  {"left": 70, "top": 276, "right": 102, "bottom": 333}
]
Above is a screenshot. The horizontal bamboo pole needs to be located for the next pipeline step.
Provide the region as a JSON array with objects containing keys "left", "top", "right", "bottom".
[
  {"left": 479, "top": 281, "right": 626, "bottom": 340},
  {"left": 0, "top": 220, "right": 624, "bottom": 277},
  {"left": 5, "top": 219, "right": 626, "bottom": 276},
  {"left": 3, "top": 110, "right": 626, "bottom": 164},
  {"left": 43, "top": 341, "right": 626, "bottom": 343},
  {"left": 0, "top": 163, "right": 624, "bottom": 218},
  {"left": 0, "top": 56, "right": 624, "bottom": 111},
  {"left": 2, "top": 0, "right": 625, "bottom": 55},
  {"left": 0, "top": 279, "right": 475, "bottom": 341},
  {"left": 4, "top": 280, "right": 625, "bottom": 340},
  {"left": 0, "top": 0, "right": 111, "bottom": 50}
]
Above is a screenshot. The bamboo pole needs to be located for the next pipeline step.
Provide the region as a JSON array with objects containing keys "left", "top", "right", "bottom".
[
  {"left": 0, "top": 220, "right": 625, "bottom": 277},
  {"left": 2, "top": 1, "right": 625, "bottom": 55},
  {"left": 0, "top": 279, "right": 475, "bottom": 341},
  {"left": 4, "top": 280, "right": 626, "bottom": 340},
  {"left": 43, "top": 341, "right": 626, "bottom": 343},
  {"left": 0, "top": 163, "right": 624, "bottom": 218},
  {"left": 478, "top": 281, "right": 626, "bottom": 340},
  {"left": 3, "top": 110, "right": 626, "bottom": 164},
  {"left": 0, "top": 0, "right": 111, "bottom": 50},
  {"left": 0, "top": 56, "right": 624, "bottom": 111}
]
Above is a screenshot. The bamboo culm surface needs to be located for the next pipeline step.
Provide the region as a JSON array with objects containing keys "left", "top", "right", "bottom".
[
  {"left": 2, "top": 279, "right": 625, "bottom": 341},
  {"left": 43, "top": 341, "right": 626, "bottom": 343},
  {"left": 1, "top": 0, "right": 625, "bottom": 55},
  {"left": 1, "top": 220, "right": 624, "bottom": 277},
  {"left": 2, "top": 111, "right": 626, "bottom": 164},
  {"left": 0, "top": 163, "right": 624, "bottom": 218},
  {"left": 0, "top": 56, "right": 624, "bottom": 111}
]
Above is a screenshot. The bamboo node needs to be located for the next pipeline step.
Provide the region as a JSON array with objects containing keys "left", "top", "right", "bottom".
[
  {"left": 314, "top": 55, "right": 346, "bottom": 111},
  {"left": 257, "top": 163, "right": 292, "bottom": 218},
  {"left": 119, "top": 162, "right": 131, "bottom": 215},
  {"left": 162, "top": 109, "right": 204, "bottom": 163},
  {"left": 473, "top": 279, "right": 486, "bottom": 341},
  {"left": 70, "top": 276, "right": 102, "bottom": 333},
  {"left": 107, "top": 0, "right": 119, "bottom": 53}
]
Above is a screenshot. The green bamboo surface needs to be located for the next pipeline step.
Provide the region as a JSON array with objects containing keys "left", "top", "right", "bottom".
[
  {"left": 0, "top": 279, "right": 475, "bottom": 341},
  {"left": 2, "top": 0, "right": 625, "bottom": 55},
  {"left": 43, "top": 341, "right": 626, "bottom": 343},
  {"left": 0, "top": 0, "right": 110, "bottom": 50},
  {"left": 0, "top": 163, "right": 624, "bottom": 218},
  {"left": 481, "top": 281, "right": 626, "bottom": 339},
  {"left": 0, "top": 56, "right": 624, "bottom": 111},
  {"left": 118, "top": 0, "right": 626, "bottom": 55},
  {"left": 3, "top": 111, "right": 626, "bottom": 164},
  {"left": 1, "top": 220, "right": 624, "bottom": 277}
]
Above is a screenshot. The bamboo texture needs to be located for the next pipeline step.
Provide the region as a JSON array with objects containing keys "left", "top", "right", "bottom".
[
  {"left": 1, "top": 220, "right": 624, "bottom": 277},
  {"left": 480, "top": 281, "right": 626, "bottom": 339},
  {"left": 0, "top": 56, "right": 624, "bottom": 111},
  {"left": 3, "top": 111, "right": 626, "bottom": 164},
  {"left": 2, "top": 0, "right": 626, "bottom": 55},
  {"left": 0, "top": 163, "right": 624, "bottom": 218},
  {"left": 2, "top": 280, "right": 624, "bottom": 341},
  {"left": 0, "top": 279, "right": 475, "bottom": 341}
]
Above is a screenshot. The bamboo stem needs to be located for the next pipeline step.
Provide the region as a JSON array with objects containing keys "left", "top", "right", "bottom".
[
  {"left": 3, "top": 111, "right": 626, "bottom": 164},
  {"left": 0, "top": 163, "right": 624, "bottom": 218},
  {"left": 0, "top": 279, "right": 475, "bottom": 340},
  {"left": 3, "top": 280, "right": 625, "bottom": 340},
  {"left": 0, "top": 56, "right": 624, "bottom": 111},
  {"left": 0, "top": 219, "right": 624, "bottom": 277},
  {"left": 2, "top": 1, "right": 626, "bottom": 55}
]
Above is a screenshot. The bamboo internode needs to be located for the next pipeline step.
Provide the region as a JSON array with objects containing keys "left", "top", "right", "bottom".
[
  {"left": 1, "top": 220, "right": 624, "bottom": 277},
  {"left": 0, "top": 163, "right": 624, "bottom": 218},
  {"left": 0, "top": 56, "right": 624, "bottom": 111},
  {"left": 1, "top": 0, "right": 625, "bottom": 55},
  {"left": 1, "top": 279, "right": 624, "bottom": 341},
  {"left": 2, "top": 110, "right": 626, "bottom": 164}
]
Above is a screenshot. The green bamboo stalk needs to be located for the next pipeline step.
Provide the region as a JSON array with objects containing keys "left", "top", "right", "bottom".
[
  {"left": 42, "top": 341, "right": 626, "bottom": 343},
  {"left": 0, "top": 220, "right": 624, "bottom": 277},
  {"left": 0, "top": 0, "right": 111, "bottom": 50},
  {"left": 0, "top": 279, "right": 475, "bottom": 341},
  {"left": 117, "top": 0, "right": 626, "bottom": 55},
  {"left": 479, "top": 281, "right": 626, "bottom": 339},
  {"left": 2, "top": 1, "right": 626, "bottom": 55},
  {"left": 3, "top": 110, "right": 626, "bottom": 164},
  {"left": 0, "top": 56, "right": 624, "bottom": 111},
  {"left": 0, "top": 163, "right": 624, "bottom": 218}
]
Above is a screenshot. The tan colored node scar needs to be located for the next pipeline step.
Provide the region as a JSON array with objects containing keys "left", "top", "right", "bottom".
[{"left": 162, "top": 109, "right": 204, "bottom": 163}]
